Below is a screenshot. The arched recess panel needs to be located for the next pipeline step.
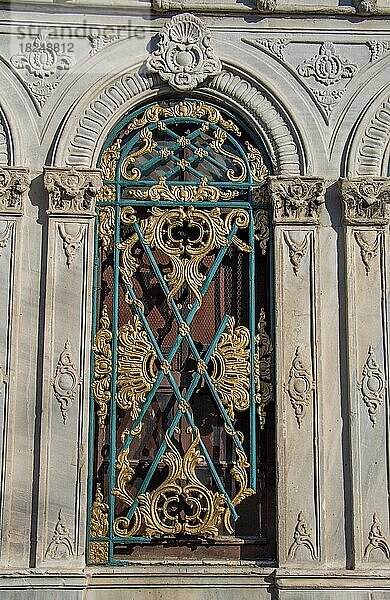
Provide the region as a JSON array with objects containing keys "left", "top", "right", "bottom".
[{"left": 88, "top": 98, "right": 275, "bottom": 565}]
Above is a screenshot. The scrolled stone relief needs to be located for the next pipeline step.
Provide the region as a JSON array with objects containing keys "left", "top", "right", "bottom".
[
  {"left": 45, "top": 509, "right": 74, "bottom": 559},
  {"left": 285, "top": 347, "right": 313, "bottom": 428},
  {"left": 283, "top": 231, "right": 309, "bottom": 276},
  {"left": 52, "top": 340, "right": 81, "bottom": 425},
  {"left": 44, "top": 168, "right": 102, "bottom": 216},
  {"left": 354, "top": 231, "right": 380, "bottom": 275},
  {"left": 146, "top": 13, "right": 222, "bottom": 91},
  {"left": 288, "top": 512, "right": 318, "bottom": 560},
  {"left": 252, "top": 38, "right": 289, "bottom": 61},
  {"left": 359, "top": 346, "right": 385, "bottom": 427},
  {"left": 340, "top": 178, "right": 390, "bottom": 225},
  {"left": 367, "top": 41, "right": 390, "bottom": 62},
  {"left": 88, "top": 33, "right": 120, "bottom": 56},
  {"left": 354, "top": 0, "right": 378, "bottom": 14},
  {"left": 0, "top": 167, "right": 30, "bottom": 214},
  {"left": 0, "top": 221, "right": 14, "bottom": 255},
  {"left": 10, "top": 33, "right": 74, "bottom": 111},
  {"left": 363, "top": 513, "right": 390, "bottom": 560},
  {"left": 256, "top": 0, "right": 277, "bottom": 12},
  {"left": 269, "top": 177, "right": 325, "bottom": 224},
  {"left": 58, "top": 223, "right": 87, "bottom": 268}
]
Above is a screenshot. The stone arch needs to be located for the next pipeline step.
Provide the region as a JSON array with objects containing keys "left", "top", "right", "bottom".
[
  {"left": 348, "top": 87, "right": 390, "bottom": 177},
  {"left": 52, "top": 63, "right": 303, "bottom": 175}
]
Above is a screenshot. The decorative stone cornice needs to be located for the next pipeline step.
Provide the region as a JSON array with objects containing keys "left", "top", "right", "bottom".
[
  {"left": 268, "top": 176, "right": 325, "bottom": 224},
  {"left": 44, "top": 168, "right": 102, "bottom": 216},
  {"left": 257, "top": 0, "right": 277, "bottom": 12},
  {"left": 0, "top": 167, "right": 30, "bottom": 215},
  {"left": 353, "top": 0, "right": 377, "bottom": 15},
  {"left": 146, "top": 13, "right": 222, "bottom": 91},
  {"left": 340, "top": 177, "right": 390, "bottom": 226}
]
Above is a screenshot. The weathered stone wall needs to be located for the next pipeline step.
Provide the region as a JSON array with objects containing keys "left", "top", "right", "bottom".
[{"left": 0, "top": 2, "right": 389, "bottom": 597}]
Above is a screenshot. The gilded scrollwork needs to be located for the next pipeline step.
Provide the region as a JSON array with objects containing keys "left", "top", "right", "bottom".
[
  {"left": 210, "top": 317, "right": 251, "bottom": 421},
  {"left": 101, "top": 138, "right": 121, "bottom": 181},
  {"left": 90, "top": 484, "right": 109, "bottom": 538},
  {"left": 254, "top": 308, "right": 273, "bottom": 430},
  {"left": 97, "top": 206, "right": 115, "bottom": 252},
  {"left": 126, "top": 178, "right": 239, "bottom": 203},
  {"left": 245, "top": 141, "right": 268, "bottom": 183},
  {"left": 92, "top": 305, "right": 112, "bottom": 428},
  {"left": 112, "top": 445, "right": 142, "bottom": 537},
  {"left": 121, "top": 128, "right": 157, "bottom": 181},
  {"left": 224, "top": 449, "right": 255, "bottom": 534},
  {"left": 128, "top": 206, "right": 251, "bottom": 309},
  {"left": 89, "top": 541, "right": 109, "bottom": 563},
  {"left": 210, "top": 128, "right": 247, "bottom": 183},
  {"left": 116, "top": 315, "right": 158, "bottom": 419},
  {"left": 138, "top": 429, "right": 226, "bottom": 537}
]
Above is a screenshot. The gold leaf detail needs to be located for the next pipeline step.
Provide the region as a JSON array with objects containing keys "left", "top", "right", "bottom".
[
  {"left": 126, "top": 179, "right": 239, "bottom": 203},
  {"left": 116, "top": 315, "right": 157, "bottom": 419},
  {"left": 254, "top": 308, "right": 273, "bottom": 429},
  {"left": 101, "top": 138, "right": 121, "bottom": 180},
  {"left": 224, "top": 449, "right": 255, "bottom": 534},
  {"left": 210, "top": 128, "right": 246, "bottom": 183},
  {"left": 89, "top": 541, "right": 109, "bottom": 564},
  {"left": 210, "top": 317, "right": 251, "bottom": 421},
  {"left": 245, "top": 141, "right": 268, "bottom": 183},
  {"left": 90, "top": 484, "right": 109, "bottom": 537},
  {"left": 92, "top": 305, "right": 112, "bottom": 428},
  {"left": 121, "top": 128, "right": 157, "bottom": 181},
  {"left": 97, "top": 206, "right": 115, "bottom": 251},
  {"left": 112, "top": 446, "right": 142, "bottom": 537},
  {"left": 138, "top": 429, "right": 226, "bottom": 537}
]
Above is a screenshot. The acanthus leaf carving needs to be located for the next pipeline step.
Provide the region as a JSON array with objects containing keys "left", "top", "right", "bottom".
[
  {"left": 88, "top": 33, "right": 120, "bottom": 56},
  {"left": 10, "top": 33, "right": 74, "bottom": 111},
  {"left": 145, "top": 13, "right": 222, "bottom": 91},
  {"left": 285, "top": 347, "right": 313, "bottom": 428},
  {"left": 359, "top": 346, "right": 385, "bottom": 427},
  {"left": 58, "top": 223, "right": 87, "bottom": 267},
  {"left": 269, "top": 177, "right": 325, "bottom": 224},
  {"left": 90, "top": 484, "right": 109, "bottom": 538},
  {"left": 52, "top": 340, "right": 81, "bottom": 425},
  {"left": 340, "top": 178, "right": 390, "bottom": 225},
  {"left": 251, "top": 38, "right": 289, "bottom": 62},
  {"left": 45, "top": 509, "right": 74, "bottom": 560},
  {"left": 0, "top": 167, "right": 30, "bottom": 215},
  {"left": 0, "top": 221, "right": 14, "bottom": 255},
  {"left": 366, "top": 40, "right": 390, "bottom": 62},
  {"left": 363, "top": 513, "right": 390, "bottom": 560},
  {"left": 354, "top": 231, "right": 380, "bottom": 275},
  {"left": 44, "top": 168, "right": 102, "bottom": 216},
  {"left": 288, "top": 512, "right": 318, "bottom": 560},
  {"left": 283, "top": 231, "right": 309, "bottom": 276}
]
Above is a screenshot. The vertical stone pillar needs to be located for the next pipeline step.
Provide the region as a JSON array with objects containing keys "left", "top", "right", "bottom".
[
  {"left": 268, "top": 176, "right": 326, "bottom": 567},
  {"left": 0, "top": 168, "right": 30, "bottom": 567},
  {"left": 340, "top": 178, "right": 390, "bottom": 569},
  {"left": 36, "top": 168, "right": 102, "bottom": 568}
]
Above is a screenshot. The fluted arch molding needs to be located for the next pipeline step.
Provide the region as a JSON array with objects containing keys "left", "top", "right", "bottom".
[
  {"left": 52, "top": 63, "right": 303, "bottom": 175},
  {"left": 347, "top": 84, "right": 390, "bottom": 177}
]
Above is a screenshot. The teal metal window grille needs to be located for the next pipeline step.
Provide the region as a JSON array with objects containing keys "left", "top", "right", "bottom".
[{"left": 88, "top": 99, "right": 274, "bottom": 565}]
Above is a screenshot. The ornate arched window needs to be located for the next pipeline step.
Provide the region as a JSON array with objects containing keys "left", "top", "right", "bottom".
[{"left": 88, "top": 99, "right": 274, "bottom": 564}]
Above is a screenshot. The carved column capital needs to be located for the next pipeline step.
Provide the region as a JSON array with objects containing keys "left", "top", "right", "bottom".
[
  {"left": 257, "top": 0, "right": 277, "bottom": 12},
  {"left": 267, "top": 176, "right": 325, "bottom": 224},
  {"left": 353, "top": 0, "right": 377, "bottom": 14},
  {"left": 44, "top": 167, "right": 102, "bottom": 217},
  {"left": 0, "top": 167, "right": 30, "bottom": 215},
  {"left": 339, "top": 177, "right": 390, "bottom": 226}
]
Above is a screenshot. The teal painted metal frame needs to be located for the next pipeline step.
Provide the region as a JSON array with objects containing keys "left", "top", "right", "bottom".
[{"left": 88, "top": 99, "right": 273, "bottom": 565}]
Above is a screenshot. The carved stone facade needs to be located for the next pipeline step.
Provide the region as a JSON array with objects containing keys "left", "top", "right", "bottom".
[{"left": 0, "top": 2, "right": 390, "bottom": 599}]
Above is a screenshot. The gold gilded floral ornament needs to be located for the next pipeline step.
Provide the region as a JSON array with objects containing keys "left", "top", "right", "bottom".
[
  {"left": 89, "top": 541, "right": 109, "bottom": 563},
  {"left": 121, "top": 128, "right": 157, "bottom": 181},
  {"left": 224, "top": 449, "right": 254, "bottom": 534},
  {"left": 100, "top": 138, "right": 121, "bottom": 180},
  {"left": 112, "top": 443, "right": 142, "bottom": 537},
  {"left": 135, "top": 206, "right": 251, "bottom": 308},
  {"left": 138, "top": 429, "right": 226, "bottom": 536},
  {"left": 254, "top": 308, "right": 273, "bottom": 429},
  {"left": 116, "top": 315, "right": 158, "bottom": 419},
  {"left": 210, "top": 128, "right": 247, "bottom": 183},
  {"left": 90, "top": 484, "right": 109, "bottom": 537},
  {"left": 145, "top": 14, "right": 222, "bottom": 91},
  {"left": 92, "top": 305, "right": 112, "bottom": 428},
  {"left": 210, "top": 317, "right": 251, "bottom": 421},
  {"left": 97, "top": 206, "right": 115, "bottom": 251},
  {"left": 245, "top": 142, "right": 268, "bottom": 183},
  {"left": 126, "top": 178, "right": 239, "bottom": 203}
]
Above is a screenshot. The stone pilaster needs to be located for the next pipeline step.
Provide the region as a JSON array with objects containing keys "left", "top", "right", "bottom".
[
  {"left": 36, "top": 168, "right": 102, "bottom": 568},
  {"left": 269, "top": 176, "right": 326, "bottom": 566},
  {"left": 340, "top": 177, "right": 390, "bottom": 569},
  {"left": 0, "top": 167, "right": 30, "bottom": 567}
]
